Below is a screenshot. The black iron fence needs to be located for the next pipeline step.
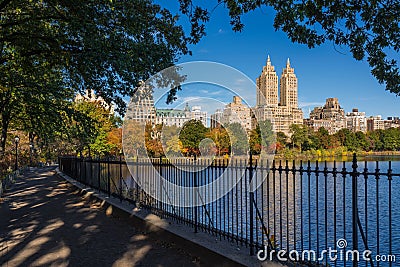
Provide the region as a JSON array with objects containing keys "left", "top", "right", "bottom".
[
  {"left": 0, "top": 167, "right": 28, "bottom": 198},
  {"left": 58, "top": 155, "right": 400, "bottom": 267}
]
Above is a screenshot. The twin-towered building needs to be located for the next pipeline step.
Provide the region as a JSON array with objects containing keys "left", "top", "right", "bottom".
[
  {"left": 209, "top": 56, "right": 304, "bottom": 136},
  {"left": 254, "top": 56, "right": 304, "bottom": 136},
  {"left": 253, "top": 55, "right": 399, "bottom": 135},
  {"left": 210, "top": 56, "right": 303, "bottom": 136}
]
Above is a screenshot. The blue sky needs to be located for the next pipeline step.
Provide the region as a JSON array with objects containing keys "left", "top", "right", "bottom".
[{"left": 155, "top": 1, "right": 399, "bottom": 119}]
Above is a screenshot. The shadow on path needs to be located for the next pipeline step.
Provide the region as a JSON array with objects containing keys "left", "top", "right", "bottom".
[{"left": 0, "top": 167, "right": 200, "bottom": 267}]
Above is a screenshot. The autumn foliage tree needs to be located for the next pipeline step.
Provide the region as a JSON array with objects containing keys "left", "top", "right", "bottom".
[
  {"left": 66, "top": 100, "right": 121, "bottom": 158},
  {"left": 0, "top": 0, "right": 190, "bottom": 163},
  {"left": 178, "top": 120, "right": 208, "bottom": 156},
  {"left": 206, "top": 127, "right": 230, "bottom": 156}
]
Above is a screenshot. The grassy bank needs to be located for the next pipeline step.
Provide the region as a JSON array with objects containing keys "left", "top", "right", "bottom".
[{"left": 274, "top": 148, "right": 400, "bottom": 161}]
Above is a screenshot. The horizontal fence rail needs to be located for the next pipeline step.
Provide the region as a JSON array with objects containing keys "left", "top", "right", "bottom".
[{"left": 58, "top": 155, "right": 400, "bottom": 267}]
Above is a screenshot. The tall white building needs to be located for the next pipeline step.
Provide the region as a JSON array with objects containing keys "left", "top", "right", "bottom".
[
  {"left": 346, "top": 108, "right": 367, "bottom": 133},
  {"left": 125, "top": 85, "right": 207, "bottom": 128}
]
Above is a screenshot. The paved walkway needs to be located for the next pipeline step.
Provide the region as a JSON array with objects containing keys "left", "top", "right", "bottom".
[{"left": 0, "top": 167, "right": 201, "bottom": 267}]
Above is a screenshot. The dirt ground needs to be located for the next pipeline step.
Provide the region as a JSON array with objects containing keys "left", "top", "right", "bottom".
[{"left": 0, "top": 167, "right": 202, "bottom": 267}]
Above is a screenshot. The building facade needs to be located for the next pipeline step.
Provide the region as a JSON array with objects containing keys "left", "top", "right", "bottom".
[
  {"left": 155, "top": 104, "right": 207, "bottom": 127},
  {"left": 156, "top": 105, "right": 190, "bottom": 128},
  {"left": 190, "top": 106, "right": 207, "bottom": 126},
  {"left": 385, "top": 117, "right": 400, "bottom": 129},
  {"left": 210, "top": 109, "right": 223, "bottom": 129},
  {"left": 279, "top": 59, "right": 298, "bottom": 108},
  {"left": 125, "top": 85, "right": 156, "bottom": 124},
  {"left": 309, "top": 98, "right": 345, "bottom": 120},
  {"left": 367, "top": 116, "right": 400, "bottom": 131},
  {"left": 255, "top": 56, "right": 303, "bottom": 136},
  {"left": 221, "top": 96, "right": 252, "bottom": 130},
  {"left": 305, "top": 99, "right": 399, "bottom": 133},
  {"left": 75, "top": 89, "right": 115, "bottom": 114},
  {"left": 367, "top": 116, "right": 385, "bottom": 132},
  {"left": 306, "top": 98, "right": 346, "bottom": 134},
  {"left": 210, "top": 96, "right": 252, "bottom": 131},
  {"left": 256, "top": 55, "right": 279, "bottom": 107},
  {"left": 346, "top": 108, "right": 367, "bottom": 133},
  {"left": 125, "top": 84, "right": 207, "bottom": 127}
]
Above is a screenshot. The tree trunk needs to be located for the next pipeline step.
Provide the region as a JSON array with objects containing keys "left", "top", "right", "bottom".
[
  {"left": 0, "top": 110, "right": 11, "bottom": 155},
  {"left": 0, "top": 90, "right": 12, "bottom": 155}
]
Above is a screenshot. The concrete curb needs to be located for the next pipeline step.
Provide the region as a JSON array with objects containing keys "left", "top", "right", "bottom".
[{"left": 56, "top": 169, "right": 284, "bottom": 267}]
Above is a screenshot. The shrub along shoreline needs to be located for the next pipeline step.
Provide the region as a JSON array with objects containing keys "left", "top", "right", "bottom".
[{"left": 274, "top": 148, "right": 400, "bottom": 161}]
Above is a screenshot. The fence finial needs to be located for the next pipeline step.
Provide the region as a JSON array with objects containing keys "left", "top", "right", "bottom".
[{"left": 352, "top": 152, "right": 358, "bottom": 171}]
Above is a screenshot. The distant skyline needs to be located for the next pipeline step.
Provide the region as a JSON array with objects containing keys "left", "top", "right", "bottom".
[{"left": 156, "top": 1, "right": 399, "bottom": 119}]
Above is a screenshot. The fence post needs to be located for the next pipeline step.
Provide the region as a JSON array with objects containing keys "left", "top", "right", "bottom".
[
  {"left": 249, "top": 152, "right": 254, "bottom": 256},
  {"left": 75, "top": 157, "right": 78, "bottom": 180},
  {"left": 84, "top": 158, "right": 87, "bottom": 185},
  {"left": 159, "top": 156, "right": 163, "bottom": 216},
  {"left": 90, "top": 158, "right": 93, "bottom": 186},
  {"left": 98, "top": 160, "right": 101, "bottom": 190},
  {"left": 79, "top": 157, "right": 82, "bottom": 182},
  {"left": 194, "top": 154, "right": 198, "bottom": 233},
  {"left": 119, "top": 156, "right": 123, "bottom": 202},
  {"left": 352, "top": 153, "right": 358, "bottom": 267},
  {"left": 136, "top": 157, "right": 139, "bottom": 204},
  {"left": 107, "top": 158, "right": 111, "bottom": 197}
]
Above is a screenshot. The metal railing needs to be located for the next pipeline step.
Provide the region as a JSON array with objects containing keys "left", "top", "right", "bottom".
[
  {"left": 58, "top": 155, "right": 400, "bottom": 267},
  {"left": 0, "top": 167, "right": 28, "bottom": 198}
]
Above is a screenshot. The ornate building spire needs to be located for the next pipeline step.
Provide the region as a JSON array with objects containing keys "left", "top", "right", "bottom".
[
  {"left": 184, "top": 102, "right": 190, "bottom": 111},
  {"left": 286, "top": 58, "right": 291, "bottom": 68},
  {"left": 267, "top": 55, "right": 271, "bottom": 66}
]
